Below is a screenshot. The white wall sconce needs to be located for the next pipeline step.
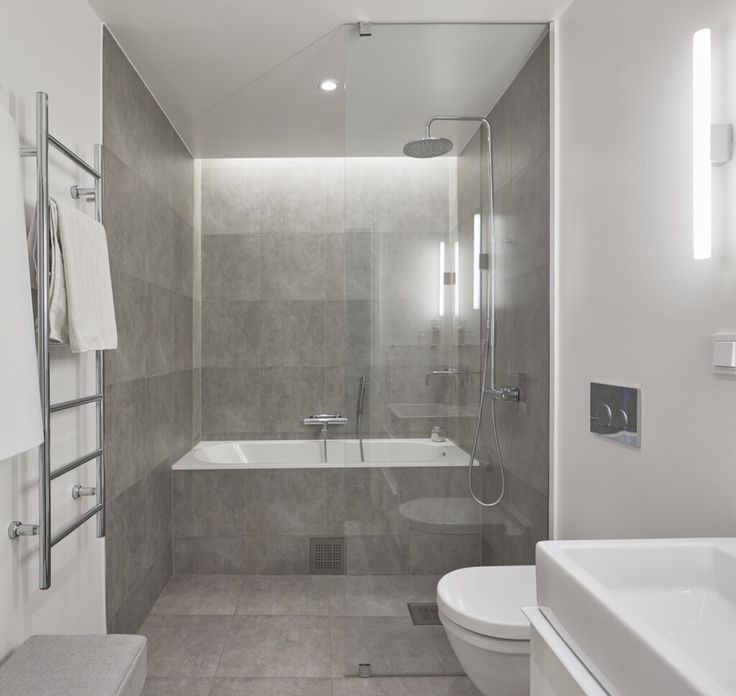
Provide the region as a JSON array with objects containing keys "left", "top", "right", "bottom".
[{"left": 693, "top": 28, "right": 734, "bottom": 260}]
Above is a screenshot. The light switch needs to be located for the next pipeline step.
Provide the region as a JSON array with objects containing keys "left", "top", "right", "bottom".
[{"left": 713, "top": 335, "right": 736, "bottom": 372}]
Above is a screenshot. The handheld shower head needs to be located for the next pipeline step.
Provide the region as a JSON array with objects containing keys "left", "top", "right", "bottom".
[{"left": 402, "top": 136, "right": 453, "bottom": 158}]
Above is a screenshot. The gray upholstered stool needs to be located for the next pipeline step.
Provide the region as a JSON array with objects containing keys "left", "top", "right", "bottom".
[{"left": 0, "top": 635, "right": 146, "bottom": 696}]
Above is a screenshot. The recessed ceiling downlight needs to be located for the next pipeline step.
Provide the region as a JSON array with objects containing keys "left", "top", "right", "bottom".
[{"left": 318, "top": 79, "right": 340, "bottom": 92}]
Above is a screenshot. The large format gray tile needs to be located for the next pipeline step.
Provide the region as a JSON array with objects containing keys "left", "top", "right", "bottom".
[
  {"left": 201, "top": 367, "right": 261, "bottom": 434},
  {"left": 152, "top": 574, "right": 244, "bottom": 615},
  {"left": 107, "top": 271, "right": 147, "bottom": 385},
  {"left": 332, "top": 677, "right": 481, "bottom": 696},
  {"left": 145, "top": 284, "right": 176, "bottom": 376},
  {"left": 106, "top": 479, "right": 149, "bottom": 618},
  {"left": 217, "top": 615, "right": 331, "bottom": 678},
  {"left": 201, "top": 235, "right": 262, "bottom": 301},
  {"left": 173, "top": 470, "right": 246, "bottom": 537},
  {"left": 145, "top": 373, "right": 176, "bottom": 470},
  {"left": 240, "top": 536, "right": 310, "bottom": 574},
  {"left": 259, "top": 302, "right": 325, "bottom": 368},
  {"left": 508, "top": 33, "right": 550, "bottom": 179},
  {"left": 408, "top": 534, "right": 481, "bottom": 575},
  {"left": 105, "top": 378, "right": 147, "bottom": 501},
  {"left": 259, "top": 367, "right": 326, "bottom": 434},
  {"left": 201, "top": 161, "right": 263, "bottom": 236},
  {"left": 201, "top": 301, "right": 261, "bottom": 368},
  {"left": 260, "top": 234, "right": 326, "bottom": 300},
  {"left": 174, "top": 537, "right": 246, "bottom": 575},
  {"left": 244, "top": 469, "right": 329, "bottom": 535},
  {"left": 211, "top": 678, "right": 331, "bottom": 696},
  {"left": 336, "top": 575, "right": 440, "bottom": 617},
  {"left": 140, "top": 614, "right": 231, "bottom": 677},
  {"left": 104, "top": 29, "right": 192, "bottom": 218},
  {"left": 235, "top": 575, "right": 334, "bottom": 616},
  {"left": 332, "top": 616, "right": 463, "bottom": 677},
  {"left": 345, "top": 535, "right": 409, "bottom": 575},
  {"left": 147, "top": 461, "right": 173, "bottom": 560},
  {"left": 142, "top": 677, "right": 212, "bottom": 696}
]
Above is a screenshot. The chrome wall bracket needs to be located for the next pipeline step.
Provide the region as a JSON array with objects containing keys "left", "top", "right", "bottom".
[
  {"left": 71, "top": 485, "right": 97, "bottom": 500},
  {"left": 8, "top": 522, "right": 39, "bottom": 540}
]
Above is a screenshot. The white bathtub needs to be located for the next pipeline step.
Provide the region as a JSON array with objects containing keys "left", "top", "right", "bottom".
[{"left": 172, "top": 438, "right": 474, "bottom": 470}]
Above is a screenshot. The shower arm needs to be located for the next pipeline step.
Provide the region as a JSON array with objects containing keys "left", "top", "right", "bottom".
[{"left": 426, "top": 116, "right": 519, "bottom": 402}]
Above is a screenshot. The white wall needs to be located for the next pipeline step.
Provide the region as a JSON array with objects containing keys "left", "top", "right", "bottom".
[
  {"left": 0, "top": 0, "right": 105, "bottom": 661},
  {"left": 554, "top": 0, "right": 736, "bottom": 539}
]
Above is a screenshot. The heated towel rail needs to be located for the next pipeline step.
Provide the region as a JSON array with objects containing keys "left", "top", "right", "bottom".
[{"left": 7, "top": 92, "right": 105, "bottom": 590}]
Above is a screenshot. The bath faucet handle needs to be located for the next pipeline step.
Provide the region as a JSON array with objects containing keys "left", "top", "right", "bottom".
[{"left": 303, "top": 414, "right": 348, "bottom": 426}]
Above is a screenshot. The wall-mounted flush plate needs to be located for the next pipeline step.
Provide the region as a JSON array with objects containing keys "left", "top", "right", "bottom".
[
  {"left": 590, "top": 382, "right": 640, "bottom": 448},
  {"left": 712, "top": 334, "right": 736, "bottom": 374}
]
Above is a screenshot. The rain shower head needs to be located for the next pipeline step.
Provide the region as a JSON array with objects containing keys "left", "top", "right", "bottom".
[{"left": 402, "top": 136, "right": 453, "bottom": 158}]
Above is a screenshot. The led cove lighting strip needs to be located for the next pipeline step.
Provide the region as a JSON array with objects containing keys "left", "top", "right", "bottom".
[
  {"left": 473, "top": 213, "right": 481, "bottom": 310},
  {"left": 693, "top": 28, "right": 712, "bottom": 260},
  {"left": 439, "top": 241, "right": 446, "bottom": 317},
  {"left": 454, "top": 240, "right": 460, "bottom": 317}
]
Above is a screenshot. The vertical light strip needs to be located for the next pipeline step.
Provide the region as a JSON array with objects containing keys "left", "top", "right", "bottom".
[
  {"left": 473, "top": 213, "right": 481, "bottom": 310},
  {"left": 454, "top": 241, "right": 460, "bottom": 316},
  {"left": 693, "top": 28, "right": 712, "bottom": 260},
  {"left": 439, "top": 241, "right": 446, "bottom": 317}
]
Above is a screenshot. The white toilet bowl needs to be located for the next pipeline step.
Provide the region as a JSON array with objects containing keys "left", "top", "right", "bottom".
[{"left": 437, "top": 565, "right": 536, "bottom": 696}]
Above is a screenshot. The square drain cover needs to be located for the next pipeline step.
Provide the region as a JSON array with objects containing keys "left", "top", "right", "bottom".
[
  {"left": 310, "top": 537, "right": 346, "bottom": 574},
  {"left": 408, "top": 602, "right": 441, "bottom": 626}
]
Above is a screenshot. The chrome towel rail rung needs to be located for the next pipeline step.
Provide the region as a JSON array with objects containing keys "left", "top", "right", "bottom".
[
  {"left": 51, "top": 503, "right": 104, "bottom": 548},
  {"left": 50, "top": 448, "right": 103, "bottom": 481},
  {"left": 50, "top": 393, "right": 102, "bottom": 413},
  {"left": 48, "top": 134, "right": 101, "bottom": 179}
]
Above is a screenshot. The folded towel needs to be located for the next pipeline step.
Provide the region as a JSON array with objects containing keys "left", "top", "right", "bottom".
[
  {"left": 28, "top": 199, "right": 118, "bottom": 352},
  {"left": 28, "top": 200, "right": 68, "bottom": 344},
  {"left": 0, "top": 101, "right": 43, "bottom": 459}
]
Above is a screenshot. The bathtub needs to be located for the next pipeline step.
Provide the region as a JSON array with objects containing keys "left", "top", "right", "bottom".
[{"left": 173, "top": 437, "right": 473, "bottom": 470}]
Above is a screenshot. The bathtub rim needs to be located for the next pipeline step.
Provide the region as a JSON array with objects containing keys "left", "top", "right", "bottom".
[{"left": 172, "top": 437, "right": 479, "bottom": 470}]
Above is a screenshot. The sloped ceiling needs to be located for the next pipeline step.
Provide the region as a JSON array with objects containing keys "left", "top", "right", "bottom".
[{"left": 87, "top": 0, "right": 570, "bottom": 156}]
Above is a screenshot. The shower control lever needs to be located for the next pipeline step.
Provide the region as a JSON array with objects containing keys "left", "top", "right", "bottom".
[
  {"left": 303, "top": 414, "right": 348, "bottom": 427},
  {"left": 485, "top": 385, "right": 520, "bottom": 402}
]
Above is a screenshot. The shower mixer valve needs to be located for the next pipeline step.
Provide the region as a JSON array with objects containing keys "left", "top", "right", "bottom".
[{"left": 485, "top": 385, "right": 520, "bottom": 402}]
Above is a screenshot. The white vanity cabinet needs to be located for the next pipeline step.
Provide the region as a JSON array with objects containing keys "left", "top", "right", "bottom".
[{"left": 525, "top": 608, "right": 609, "bottom": 696}]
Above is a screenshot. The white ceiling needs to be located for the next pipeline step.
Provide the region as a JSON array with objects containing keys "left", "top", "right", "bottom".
[{"left": 86, "top": 0, "right": 569, "bottom": 157}]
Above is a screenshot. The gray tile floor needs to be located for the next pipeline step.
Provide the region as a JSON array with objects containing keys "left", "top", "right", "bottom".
[{"left": 139, "top": 574, "right": 482, "bottom": 696}]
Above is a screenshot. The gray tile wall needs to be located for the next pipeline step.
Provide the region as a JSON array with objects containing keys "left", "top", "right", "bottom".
[
  {"left": 172, "top": 466, "right": 480, "bottom": 575},
  {"left": 102, "top": 28, "right": 197, "bottom": 633},
  {"left": 450, "top": 34, "right": 550, "bottom": 565},
  {"left": 199, "top": 158, "right": 453, "bottom": 440}
]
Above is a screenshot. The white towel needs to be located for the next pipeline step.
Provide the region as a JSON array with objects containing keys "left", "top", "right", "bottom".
[
  {"left": 0, "top": 101, "right": 43, "bottom": 460},
  {"left": 28, "top": 200, "right": 68, "bottom": 344},
  {"left": 28, "top": 199, "right": 118, "bottom": 352}
]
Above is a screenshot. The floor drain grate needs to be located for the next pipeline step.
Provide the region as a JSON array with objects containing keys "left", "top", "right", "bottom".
[
  {"left": 407, "top": 602, "right": 441, "bottom": 626},
  {"left": 309, "top": 537, "right": 346, "bottom": 574}
]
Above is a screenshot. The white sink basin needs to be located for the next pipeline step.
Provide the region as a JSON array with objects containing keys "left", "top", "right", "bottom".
[{"left": 536, "top": 538, "right": 736, "bottom": 696}]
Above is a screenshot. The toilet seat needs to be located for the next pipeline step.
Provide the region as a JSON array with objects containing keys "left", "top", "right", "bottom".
[
  {"left": 436, "top": 565, "right": 536, "bottom": 641},
  {"left": 439, "top": 608, "right": 531, "bottom": 655}
]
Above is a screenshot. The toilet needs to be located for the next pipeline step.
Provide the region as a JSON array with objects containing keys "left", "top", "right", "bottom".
[{"left": 437, "top": 565, "right": 536, "bottom": 696}]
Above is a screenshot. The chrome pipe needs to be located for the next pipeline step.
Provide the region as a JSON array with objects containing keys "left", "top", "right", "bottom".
[
  {"left": 94, "top": 143, "right": 105, "bottom": 538},
  {"left": 49, "top": 393, "right": 102, "bottom": 413},
  {"left": 48, "top": 134, "right": 101, "bottom": 179},
  {"left": 50, "top": 448, "right": 102, "bottom": 481},
  {"left": 51, "top": 503, "right": 103, "bottom": 547},
  {"left": 36, "top": 92, "right": 52, "bottom": 590}
]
